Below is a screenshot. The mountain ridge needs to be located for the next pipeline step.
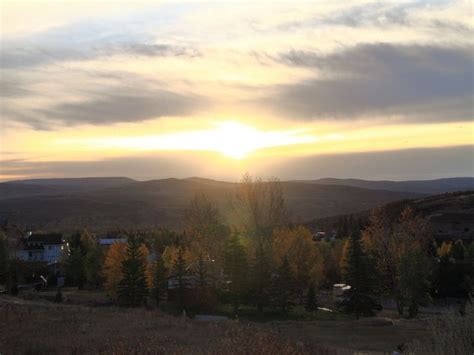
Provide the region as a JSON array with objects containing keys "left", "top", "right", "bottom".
[{"left": 0, "top": 177, "right": 427, "bottom": 231}]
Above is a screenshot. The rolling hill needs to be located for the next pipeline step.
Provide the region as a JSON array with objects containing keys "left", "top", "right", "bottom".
[
  {"left": 0, "top": 177, "right": 425, "bottom": 231},
  {"left": 306, "top": 177, "right": 474, "bottom": 194}
]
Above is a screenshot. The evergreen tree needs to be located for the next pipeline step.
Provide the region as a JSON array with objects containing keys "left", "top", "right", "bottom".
[
  {"left": 451, "top": 240, "right": 466, "bottom": 260},
  {"left": 223, "top": 233, "right": 248, "bottom": 314},
  {"left": 252, "top": 241, "right": 272, "bottom": 315},
  {"left": 151, "top": 257, "right": 167, "bottom": 307},
  {"left": 270, "top": 255, "right": 295, "bottom": 314},
  {"left": 63, "top": 246, "right": 85, "bottom": 288},
  {"left": 341, "top": 232, "right": 378, "bottom": 319},
  {"left": 117, "top": 236, "right": 149, "bottom": 306},
  {"left": 173, "top": 247, "right": 189, "bottom": 309},
  {"left": 197, "top": 254, "right": 207, "bottom": 288},
  {"left": 466, "top": 242, "right": 474, "bottom": 259},
  {"left": 305, "top": 283, "right": 318, "bottom": 312},
  {"left": 84, "top": 242, "right": 101, "bottom": 288},
  {"left": 0, "top": 233, "right": 9, "bottom": 284},
  {"left": 398, "top": 250, "right": 432, "bottom": 318}
]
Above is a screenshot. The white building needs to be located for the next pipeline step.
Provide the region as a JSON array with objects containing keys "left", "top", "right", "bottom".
[{"left": 17, "top": 232, "right": 66, "bottom": 264}]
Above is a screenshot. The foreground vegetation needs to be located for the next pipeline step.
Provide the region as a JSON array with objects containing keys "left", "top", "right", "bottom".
[
  {"left": 1, "top": 295, "right": 471, "bottom": 354},
  {"left": 0, "top": 296, "right": 348, "bottom": 354},
  {"left": 0, "top": 174, "right": 472, "bottom": 353}
]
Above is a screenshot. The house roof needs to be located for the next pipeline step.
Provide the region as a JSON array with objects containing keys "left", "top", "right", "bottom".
[
  {"left": 26, "top": 233, "right": 63, "bottom": 245},
  {"left": 23, "top": 244, "right": 45, "bottom": 251}
]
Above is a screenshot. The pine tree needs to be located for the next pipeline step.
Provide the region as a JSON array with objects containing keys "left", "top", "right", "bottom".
[
  {"left": 173, "top": 247, "right": 189, "bottom": 309},
  {"left": 151, "top": 257, "right": 167, "bottom": 307},
  {"left": 0, "top": 233, "right": 9, "bottom": 285},
  {"left": 63, "top": 246, "right": 85, "bottom": 288},
  {"left": 305, "top": 283, "right": 318, "bottom": 312},
  {"left": 341, "top": 232, "right": 378, "bottom": 319},
  {"left": 270, "top": 255, "right": 295, "bottom": 314},
  {"left": 84, "top": 243, "right": 101, "bottom": 288},
  {"left": 252, "top": 241, "right": 272, "bottom": 315},
  {"left": 117, "top": 236, "right": 149, "bottom": 307},
  {"left": 223, "top": 233, "right": 248, "bottom": 315},
  {"left": 451, "top": 240, "right": 466, "bottom": 260},
  {"left": 197, "top": 254, "right": 207, "bottom": 288},
  {"left": 398, "top": 250, "right": 432, "bottom": 318}
]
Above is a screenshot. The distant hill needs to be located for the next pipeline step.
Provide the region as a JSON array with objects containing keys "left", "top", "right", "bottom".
[
  {"left": 0, "top": 177, "right": 136, "bottom": 198},
  {"left": 307, "top": 190, "right": 474, "bottom": 234},
  {"left": 0, "top": 177, "right": 423, "bottom": 231},
  {"left": 306, "top": 177, "right": 474, "bottom": 194}
]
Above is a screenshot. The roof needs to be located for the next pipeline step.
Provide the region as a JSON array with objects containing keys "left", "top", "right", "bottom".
[
  {"left": 99, "top": 238, "right": 127, "bottom": 245},
  {"left": 22, "top": 244, "right": 45, "bottom": 251},
  {"left": 430, "top": 213, "right": 474, "bottom": 224},
  {"left": 26, "top": 233, "right": 63, "bottom": 245}
]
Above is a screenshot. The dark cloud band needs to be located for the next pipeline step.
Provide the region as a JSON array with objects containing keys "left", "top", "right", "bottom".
[{"left": 264, "top": 44, "right": 473, "bottom": 122}]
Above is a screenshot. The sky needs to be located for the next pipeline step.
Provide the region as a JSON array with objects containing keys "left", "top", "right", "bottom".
[{"left": 0, "top": 0, "right": 473, "bottom": 182}]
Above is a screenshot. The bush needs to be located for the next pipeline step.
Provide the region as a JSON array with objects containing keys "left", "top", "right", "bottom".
[{"left": 406, "top": 299, "right": 474, "bottom": 354}]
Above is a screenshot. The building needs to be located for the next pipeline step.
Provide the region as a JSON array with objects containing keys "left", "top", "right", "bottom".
[
  {"left": 17, "top": 232, "right": 66, "bottom": 264},
  {"left": 430, "top": 213, "right": 474, "bottom": 241},
  {"left": 98, "top": 237, "right": 127, "bottom": 247}
]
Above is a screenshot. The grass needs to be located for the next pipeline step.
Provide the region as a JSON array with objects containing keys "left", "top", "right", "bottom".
[
  {"left": 0, "top": 296, "right": 346, "bottom": 355},
  {"left": 214, "top": 304, "right": 350, "bottom": 322},
  {"left": 1, "top": 290, "right": 438, "bottom": 354}
]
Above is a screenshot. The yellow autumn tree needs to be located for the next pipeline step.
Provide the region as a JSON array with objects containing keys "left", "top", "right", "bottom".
[
  {"left": 102, "top": 242, "right": 153, "bottom": 297},
  {"left": 137, "top": 244, "right": 154, "bottom": 289},
  {"left": 102, "top": 243, "right": 126, "bottom": 298},
  {"left": 437, "top": 241, "right": 452, "bottom": 258},
  {"left": 272, "top": 226, "right": 322, "bottom": 302},
  {"left": 162, "top": 245, "right": 195, "bottom": 270}
]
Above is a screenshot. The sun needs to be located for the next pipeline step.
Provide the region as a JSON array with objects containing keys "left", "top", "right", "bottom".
[
  {"left": 210, "top": 122, "right": 262, "bottom": 159},
  {"left": 68, "top": 120, "right": 316, "bottom": 160}
]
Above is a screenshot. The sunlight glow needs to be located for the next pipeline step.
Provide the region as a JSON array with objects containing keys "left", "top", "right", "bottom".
[{"left": 75, "top": 121, "right": 317, "bottom": 160}]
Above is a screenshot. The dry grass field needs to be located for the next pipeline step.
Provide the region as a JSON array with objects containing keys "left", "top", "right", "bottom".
[
  {"left": 0, "top": 296, "right": 350, "bottom": 355},
  {"left": 0, "top": 295, "right": 441, "bottom": 354}
]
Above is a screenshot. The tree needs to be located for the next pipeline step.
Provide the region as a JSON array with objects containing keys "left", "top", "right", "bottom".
[
  {"left": 305, "top": 283, "right": 318, "bottom": 312},
  {"left": 102, "top": 242, "right": 127, "bottom": 298},
  {"left": 466, "top": 242, "right": 474, "bottom": 259},
  {"left": 197, "top": 254, "right": 207, "bottom": 288},
  {"left": 251, "top": 241, "right": 272, "bottom": 315},
  {"left": 63, "top": 246, "right": 85, "bottom": 288},
  {"left": 450, "top": 240, "right": 466, "bottom": 260},
  {"left": 173, "top": 247, "right": 189, "bottom": 309},
  {"left": 83, "top": 240, "right": 101, "bottom": 288},
  {"left": 437, "top": 241, "right": 452, "bottom": 259},
  {"left": 273, "top": 226, "right": 320, "bottom": 303},
  {"left": 0, "top": 232, "right": 9, "bottom": 284},
  {"left": 117, "top": 236, "right": 149, "bottom": 306},
  {"left": 184, "top": 193, "right": 228, "bottom": 282},
  {"left": 398, "top": 250, "right": 432, "bottom": 318},
  {"left": 223, "top": 233, "right": 248, "bottom": 314},
  {"left": 270, "top": 256, "right": 295, "bottom": 314},
  {"left": 321, "top": 239, "right": 345, "bottom": 288},
  {"left": 341, "top": 232, "right": 378, "bottom": 319},
  {"left": 363, "top": 207, "right": 432, "bottom": 315},
  {"left": 151, "top": 257, "right": 167, "bottom": 307},
  {"left": 362, "top": 207, "right": 397, "bottom": 301},
  {"left": 232, "top": 173, "right": 288, "bottom": 239}
]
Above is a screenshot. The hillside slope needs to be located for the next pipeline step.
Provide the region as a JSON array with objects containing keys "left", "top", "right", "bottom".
[
  {"left": 0, "top": 177, "right": 422, "bottom": 231},
  {"left": 308, "top": 177, "right": 474, "bottom": 194}
]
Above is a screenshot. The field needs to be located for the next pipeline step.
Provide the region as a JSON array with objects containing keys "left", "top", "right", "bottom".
[{"left": 0, "top": 294, "right": 433, "bottom": 354}]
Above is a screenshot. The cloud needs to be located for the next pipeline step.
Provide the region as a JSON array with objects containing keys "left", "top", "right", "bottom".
[
  {"left": 41, "top": 90, "right": 207, "bottom": 126},
  {"left": 5, "top": 86, "right": 208, "bottom": 128},
  {"left": 262, "top": 43, "right": 473, "bottom": 122},
  {"left": 0, "top": 43, "right": 200, "bottom": 69},
  {"left": 0, "top": 78, "right": 32, "bottom": 97}
]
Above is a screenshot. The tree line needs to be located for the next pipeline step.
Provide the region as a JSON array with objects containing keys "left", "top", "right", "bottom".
[{"left": 1, "top": 174, "right": 473, "bottom": 318}]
